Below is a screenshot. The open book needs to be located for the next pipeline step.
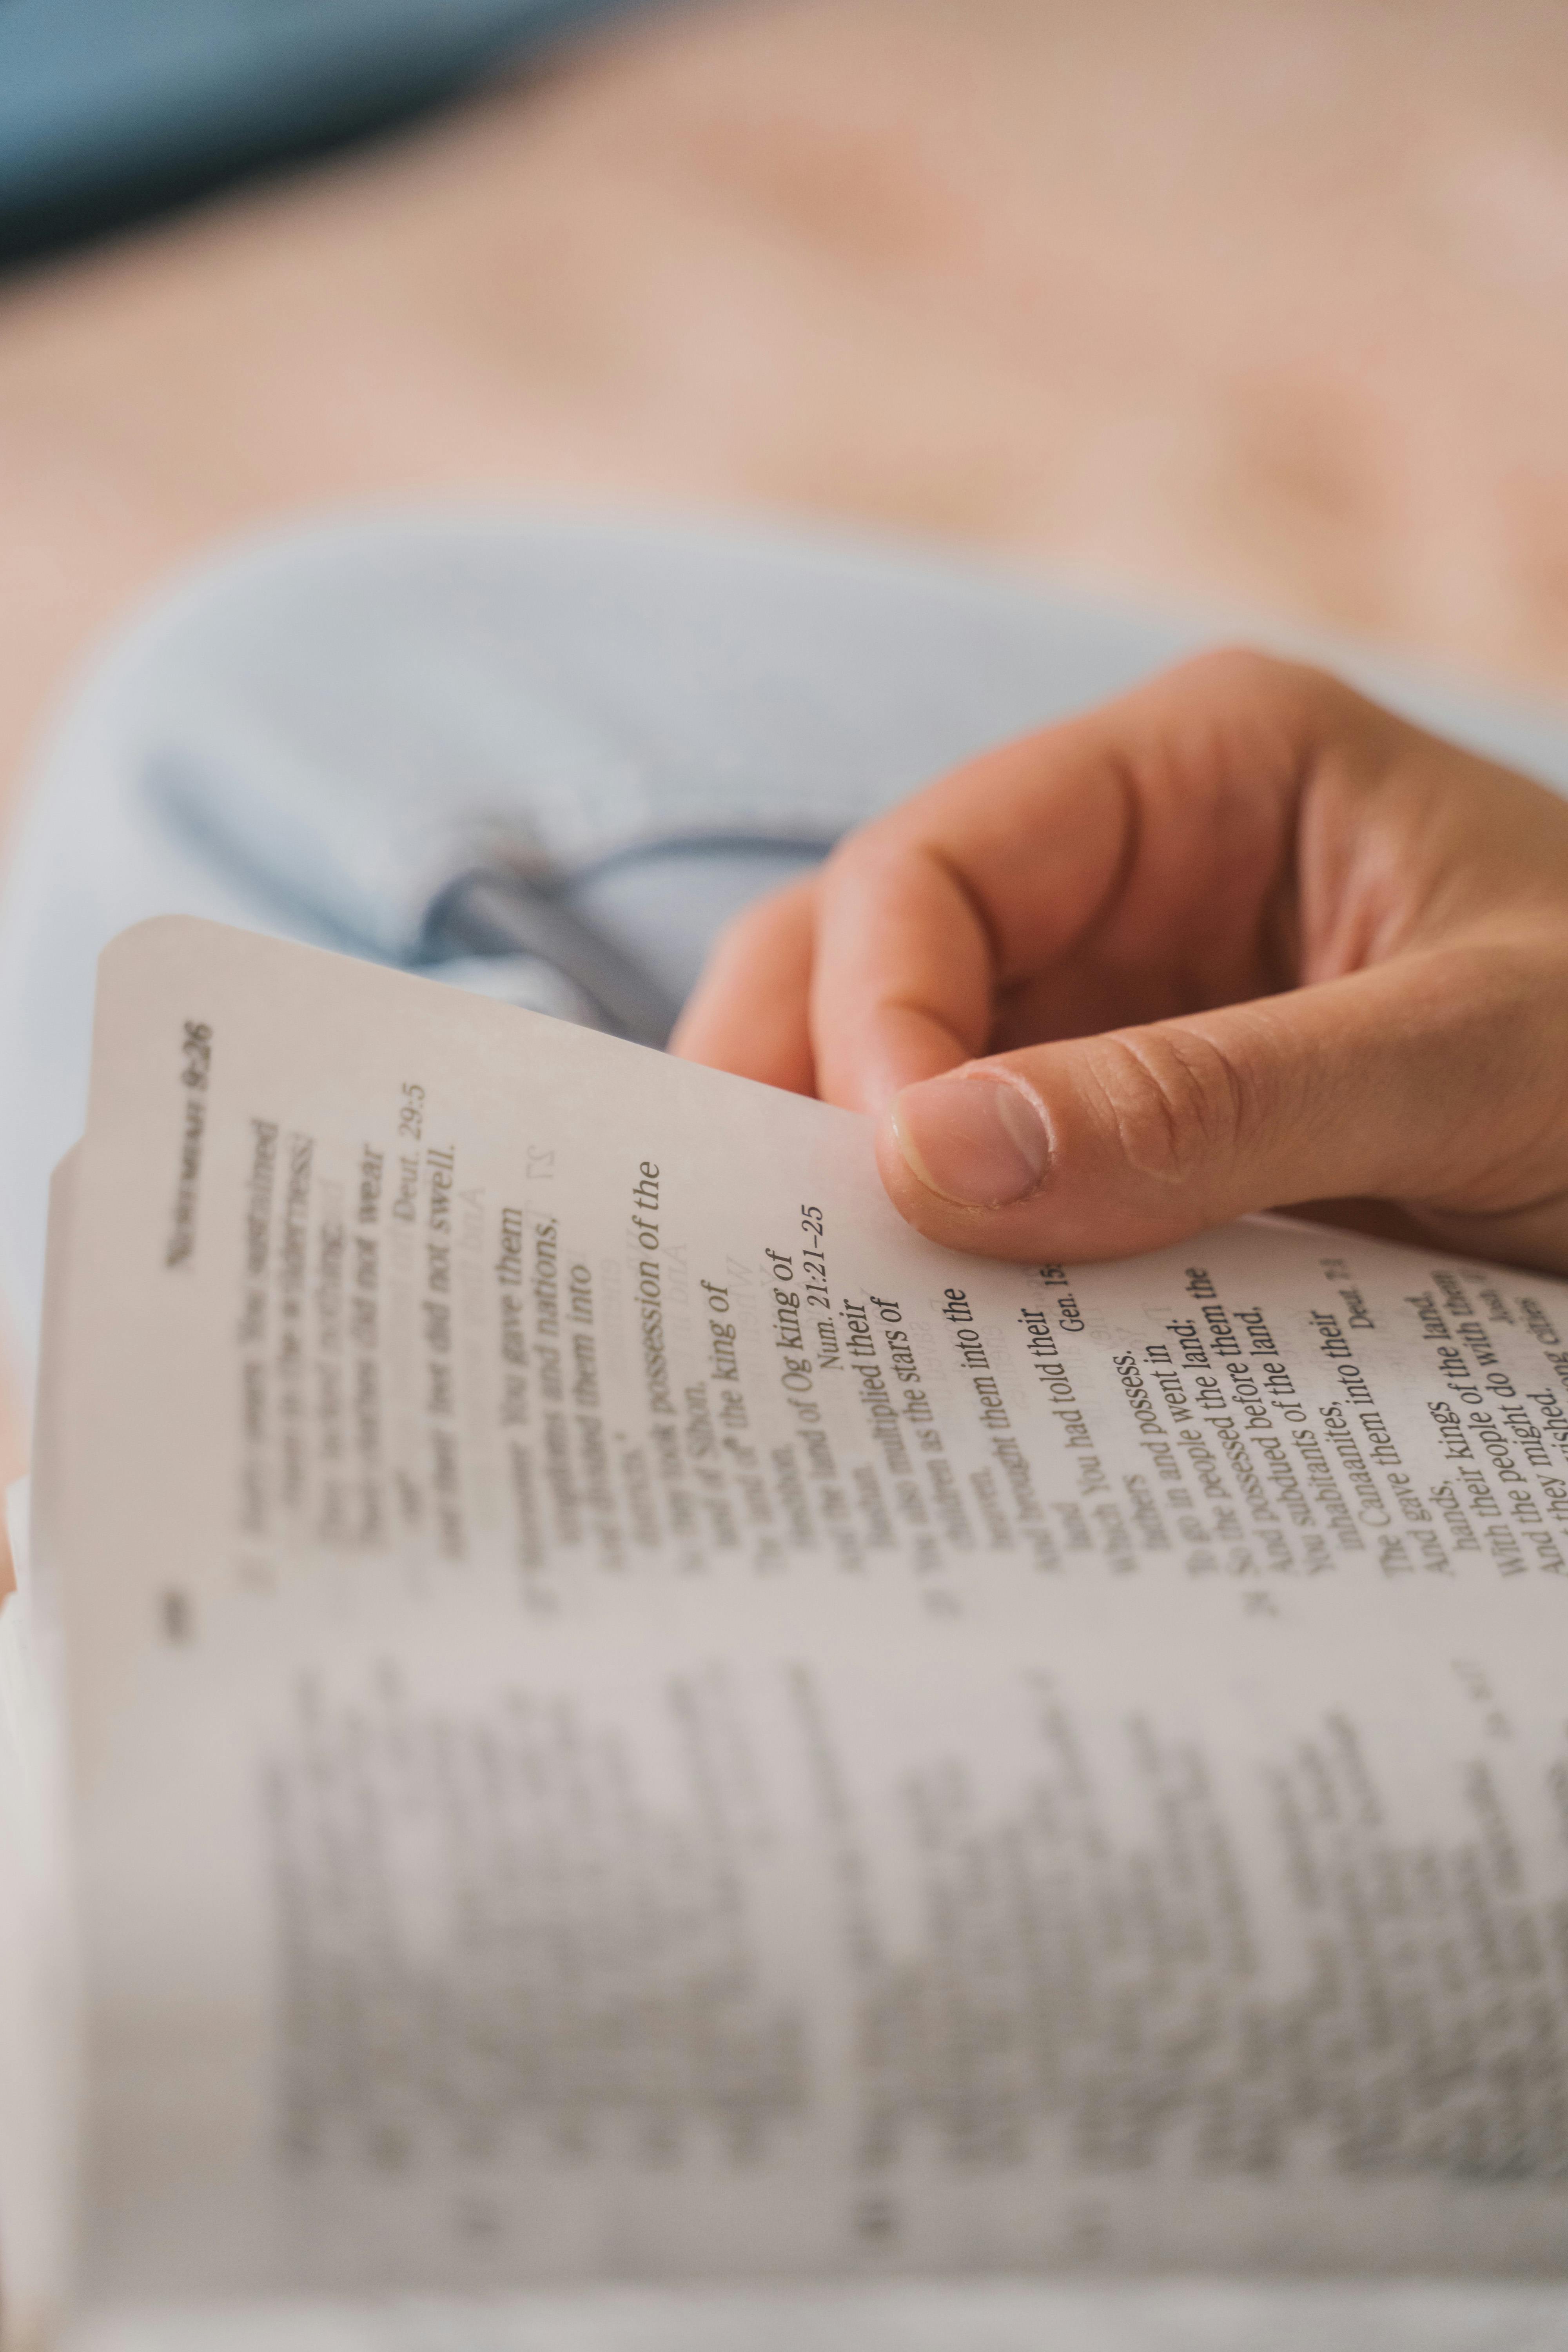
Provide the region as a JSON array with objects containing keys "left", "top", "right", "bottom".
[{"left": 6, "top": 915, "right": 1568, "bottom": 2343}]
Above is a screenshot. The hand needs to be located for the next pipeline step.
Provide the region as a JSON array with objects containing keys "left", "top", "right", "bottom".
[{"left": 672, "top": 649, "right": 1568, "bottom": 1274}]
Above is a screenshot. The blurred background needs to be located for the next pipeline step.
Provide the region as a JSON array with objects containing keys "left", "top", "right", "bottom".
[{"left": 1, "top": 0, "right": 1567, "bottom": 1500}]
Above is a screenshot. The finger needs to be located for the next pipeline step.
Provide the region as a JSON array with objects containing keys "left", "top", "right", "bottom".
[
  {"left": 808, "top": 814, "right": 993, "bottom": 1112},
  {"left": 809, "top": 648, "right": 1340, "bottom": 1116},
  {"left": 873, "top": 939, "right": 1568, "bottom": 1264},
  {"left": 670, "top": 875, "right": 818, "bottom": 1094}
]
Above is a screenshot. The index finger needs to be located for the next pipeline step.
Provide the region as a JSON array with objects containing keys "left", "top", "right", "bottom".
[{"left": 807, "top": 649, "right": 1334, "bottom": 1115}]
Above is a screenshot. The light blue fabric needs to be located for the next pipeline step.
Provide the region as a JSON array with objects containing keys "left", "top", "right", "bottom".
[{"left": 5, "top": 504, "right": 1568, "bottom": 1359}]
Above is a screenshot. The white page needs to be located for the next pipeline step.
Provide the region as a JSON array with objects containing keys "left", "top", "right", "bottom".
[
  {"left": 0, "top": 1488, "right": 54, "bottom": 2352},
  {"left": 32, "top": 916, "right": 1568, "bottom": 2322},
  {"left": 0, "top": 1157, "right": 81, "bottom": 2350}
]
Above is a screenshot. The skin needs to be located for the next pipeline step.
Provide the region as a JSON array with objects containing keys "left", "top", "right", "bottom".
[{"left": 673, "top": 648, "right": 1568, "bottom": 1278}]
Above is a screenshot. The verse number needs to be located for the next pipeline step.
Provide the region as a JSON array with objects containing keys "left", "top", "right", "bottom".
[
  {"left": 179, "top": 1020, "right": 212, "bottom": 1092},
  {"left": 1063, "top": 2199, "right": 1112, "bottom": 2264},
  {"left": 800, "top": 1203, "right": 824, "bottom": 1240},
  {"left": 399, "top": 1082, "right": 425, "bottom": 1141},
  {"left": 452, "top": 2190, "right": 504, "bottom": 2244},
  {"left": 853, "top": 2191, "right": 899, "bottom": 2246}
]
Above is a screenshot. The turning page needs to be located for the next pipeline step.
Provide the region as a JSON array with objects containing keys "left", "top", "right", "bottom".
[{"left": 24, "top": 916, "right": 1568, "bottom": 2324}]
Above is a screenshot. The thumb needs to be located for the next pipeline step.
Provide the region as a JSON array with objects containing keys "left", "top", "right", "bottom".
[{"left": 873, "top": 947, "right": 1568, "bottom": 1263}]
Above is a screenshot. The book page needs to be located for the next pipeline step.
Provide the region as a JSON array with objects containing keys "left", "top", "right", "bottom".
[
  {"left": 0, "top": 1157, "right": 81, "bottom": 2350},
  {"left": 31, "top": 916, "right": 1568, "bottom": 2314},
  {"left": 0, "top": 1475, "right": 75, "bottom": 2352}
]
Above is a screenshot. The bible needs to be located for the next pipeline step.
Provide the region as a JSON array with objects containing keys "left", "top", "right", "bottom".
[{"left": 5, "top": 914, "right": 1568, "bottom": 2345}]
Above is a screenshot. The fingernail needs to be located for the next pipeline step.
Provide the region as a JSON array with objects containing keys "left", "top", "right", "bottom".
[{"left": 890, "top": 1074, "right": 1050, "bottom": 1207}]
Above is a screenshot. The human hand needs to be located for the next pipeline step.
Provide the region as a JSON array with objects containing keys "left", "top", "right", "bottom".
[{"left": 672, "top": 650, "right": 1568, "bottom": 1274}]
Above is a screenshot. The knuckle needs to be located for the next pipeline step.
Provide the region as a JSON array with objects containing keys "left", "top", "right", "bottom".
[
  {"left": 1172, "top": 644, "right": 1287, "bottom": 695},
  {"left": 1085, "top": 1026, "right": 1250, "bottom": 1185},
  {"left": 1165, "top": 643, "right": 1350, "bottom": 726},
  {"left": 825, "top": 822, "right": 902, "bottom": 897},
  {"left": 714, "top": 878, "right": 811, "bottom": 962}
]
